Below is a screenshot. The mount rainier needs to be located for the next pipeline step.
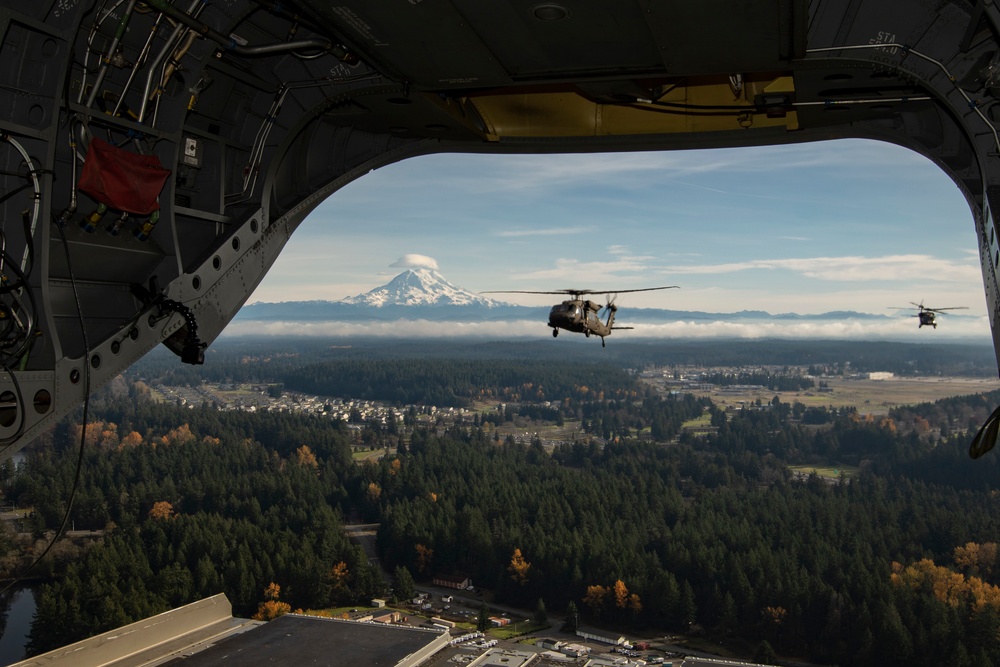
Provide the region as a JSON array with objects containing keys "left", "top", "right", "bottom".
[
  {"left": 340, "top": 269, "right": 504, "bottom": 308},
  {"left": 237, "top": 269, "right": 528, "bottom": 322}
]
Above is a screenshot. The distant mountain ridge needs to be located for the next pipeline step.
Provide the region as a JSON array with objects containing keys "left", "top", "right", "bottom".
[{"left": 238, "top": 269, "right": 905, "bottom": 323}]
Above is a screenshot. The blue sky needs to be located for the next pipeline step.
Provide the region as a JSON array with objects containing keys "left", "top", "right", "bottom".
[{"left": 246, "top": 138, "right": 990, "bottom": 340}]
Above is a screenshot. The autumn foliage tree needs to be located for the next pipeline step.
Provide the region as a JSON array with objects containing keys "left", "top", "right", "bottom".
[
  {"left": 891, "top": 558, "right": 1000, "bottom": 610},
  {"left": 509, "top": 548, "right": 531, "bottom": 586},
  {"left": 583, "top": 584, "right": 608, "bottom": 620},
  {"left": 329, "top": 561, "right": 349, "bottom": 604},
  {"left": 613, "top": 579, "right": 629, "bottom": 608},
  {"left": 954, "top": 541, "right": 998, "bottom": 580},
  {"left": 252, "top": 582, "right": 291, "bottom": 621},
  {"left": 295, "top": 445, "right": 318, "bottom": 468},
  {"left": 415, "top": 543, "right": 433, "bottom": 575},
  {"left": 148, "top": 501, "right": 175, "bottom": 521}
]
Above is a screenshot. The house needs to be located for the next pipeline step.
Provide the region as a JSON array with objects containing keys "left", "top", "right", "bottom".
[
  {"left": 577, "top": 629, "right": 626, "bottom": 645},
  {"left": 559, "top": 643, "right": 590, "bottom": 657},
  {"left": 372, "top": 611, "right": 402, "bottom": 624},
  {"left": 433, "top": 573, "right": 472, "bottom": 589}
]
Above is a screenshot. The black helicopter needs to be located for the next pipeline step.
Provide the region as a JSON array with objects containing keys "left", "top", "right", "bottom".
[
  {"left": 482, "top": 287, "right": 678, "bottom": 346},
  {"left": 891, "top": 301, "right": 968, "bottom": 328}
]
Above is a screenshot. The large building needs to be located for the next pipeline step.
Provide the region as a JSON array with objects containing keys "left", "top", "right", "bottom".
[{"left": 12, "top": 595, "right": 449, "bottom": 667}]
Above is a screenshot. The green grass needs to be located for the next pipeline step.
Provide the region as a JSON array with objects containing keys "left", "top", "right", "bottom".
[
  {"left": 681, "top": 413, "right": 713, "bottom": 429},
  {"left": 788, "top": 464, "right": 860, "bottom": 479},
  {"left": 488, "top": 620, "right": 548, "bottom": 639}
]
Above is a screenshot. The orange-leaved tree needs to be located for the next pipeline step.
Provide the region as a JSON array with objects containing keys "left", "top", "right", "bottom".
[
  {"left": 509, "top": 548, "right": 531, "bottom": 586},
  {"left": 148, "top": 501, "right": 175, "bottom": 521},
  {"left": 252, "top": 582, "right": 291, "bottom": 621},
  {"left": 583, "top": 584, "right": 608, "bottom": 620}
]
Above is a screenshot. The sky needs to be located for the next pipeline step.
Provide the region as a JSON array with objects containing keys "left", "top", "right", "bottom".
[{"left": 244, "top": 138, "right": 993, "bottom": 341}]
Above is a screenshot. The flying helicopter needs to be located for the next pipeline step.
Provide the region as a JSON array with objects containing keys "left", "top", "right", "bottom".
[
  {"left": 890, "top": 301, "right": 968, "bottom": 328},
  {"left": 482, "top": 287, "right": 678, "bottom": 347}
]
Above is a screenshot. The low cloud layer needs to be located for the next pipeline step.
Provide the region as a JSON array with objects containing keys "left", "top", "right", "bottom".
[{"left": 223, "top": 315, "right": 992, "bottom": 342}]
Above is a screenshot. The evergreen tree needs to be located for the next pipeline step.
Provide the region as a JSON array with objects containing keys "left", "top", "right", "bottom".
[
  {"left": 563, "top": 601, "right": 579, "bottom": 633},
  {"left": 477, "top": 603, "right": 490, "bottom": 632},
  {"left": 753, "top": 640, "right": 778, "bottom": 665},
  {"left": 534, "top": 598, "right": 547, "bottom": 625},
  {"left": 394, "top": 565, "right": 416, "bottom": 602}
]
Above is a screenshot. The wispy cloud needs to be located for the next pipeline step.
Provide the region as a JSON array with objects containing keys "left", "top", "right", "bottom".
[
  {"left": 664, "top": 254, "right": 980, "bottom": 282},
  {"left": 496, "top": 226, "right": 595, "bottom": 238},
  {"left": 514, "top": 251, "right": 980, "bottom": 288},
  {"left": 519, "top": 245, "right": 658, "bottom": 284}
]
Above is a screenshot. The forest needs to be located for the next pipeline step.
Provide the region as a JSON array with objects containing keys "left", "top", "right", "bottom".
[
  {"left": 132, "top": 337, "right": 1000, "bottom": 387},
  {"left": 4, "top": 346, "right": 1000, "bottom": 665}
]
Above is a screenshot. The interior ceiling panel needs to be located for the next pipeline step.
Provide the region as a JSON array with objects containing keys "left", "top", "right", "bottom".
[
  {"left": 299, "top": 1, "right": 514, "bottom": 87},
  {"left": 453, "top": 0, "right": 663, "bottom": 79},
  {"left": 645, "top": 0, "right": 788, "bottom": 74}
]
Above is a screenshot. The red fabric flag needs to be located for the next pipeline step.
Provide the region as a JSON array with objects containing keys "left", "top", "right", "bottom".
[{"left": 77, "top": 137, "right": 170, "bottom": 215}]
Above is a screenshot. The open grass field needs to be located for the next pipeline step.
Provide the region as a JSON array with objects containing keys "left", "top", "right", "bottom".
[
  {"left": 489, "top": 620, "right": 548, "bottom": 639},
  {"left": 681, "top": 413, "right": 713, "bottom": 429},
  {"left": 686, "top": 376, "right": 1000, "bottom": 416},
  {"left": 788, "top": 464, "right": 861, "bottom": 479}
]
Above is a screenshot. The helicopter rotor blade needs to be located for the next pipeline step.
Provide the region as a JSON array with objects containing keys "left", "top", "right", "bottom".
[
  {"left": 480, "top": 289, "right": 583, "bottom": 295},
  {"left": 481, "top": 286, "right": 678, "bottom": 298},
  {"left": 600, "top": 286, "right": 679, "bottom": 295}
]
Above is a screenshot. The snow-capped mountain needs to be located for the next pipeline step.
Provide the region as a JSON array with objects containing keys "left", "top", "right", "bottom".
[{"left": 341, "top": 269, "right": 504, "bottom": 308}]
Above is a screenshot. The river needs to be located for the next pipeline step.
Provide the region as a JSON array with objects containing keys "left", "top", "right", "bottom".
[{"left": 0, "top": 584, "right": 36, "bottom": 665}]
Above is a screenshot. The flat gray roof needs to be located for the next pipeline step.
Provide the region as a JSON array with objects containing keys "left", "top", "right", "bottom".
[{"left": 162, "top": 614, "right": 445, "bottom": 667}]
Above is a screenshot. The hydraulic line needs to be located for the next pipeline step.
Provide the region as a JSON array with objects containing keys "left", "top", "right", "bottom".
[
  {"left": 225, "top": 72, "right": 381, "bottom": 203},
  {"left": 807, "top": 43, "right": 1000, "bottom": 154},
  {"left": 111, "top": 10, "right": 167, "bottom": 118},
  {"left": 138, "top": 0, "right": 203, "bottom": 124},
  {"left": 78, "top": 0, "right": 129, "bottom": 106},
  {"left": 84, "top": 0, "right": 139, "bottom": 110},
  {"left": 150, "top": 26, "right": 199, "bottom": 127},
  {"left": 2, "top": 135, "right": 40, "bottom": 275},
  {"left": 144, "top": 0, "right": 346, "bottom": 59}
]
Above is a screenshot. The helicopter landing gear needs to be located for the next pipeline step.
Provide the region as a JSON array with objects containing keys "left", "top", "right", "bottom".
[
  {"left": 584, "top": 330, "right": 590, "bottom": 338},
  {"left": 552, "top": 328, "right": 558, "bottom": 338},
  {"left": 601, "top": 337, "right": 606, "bottom": 348}
]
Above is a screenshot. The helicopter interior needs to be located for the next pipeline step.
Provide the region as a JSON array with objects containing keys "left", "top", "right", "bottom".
[{"left": 2, "top": 1, "right": 1000, "bottom": 455}]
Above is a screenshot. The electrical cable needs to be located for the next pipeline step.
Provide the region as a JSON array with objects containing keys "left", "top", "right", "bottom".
[
  {"left": 0, "top": 223, "right": 92, "bottom": 594},
  {"left": 621, "top": 102, "right": 755, "bottom": 118},
  {"left": 807, "top": 42, "right": 1000, "bottom": 154},
  {"left": 225, "top": 72, "right": 381, "bottom": 203},
  {"left": 3, "top": 134, "right": 41, "bottom": 275},
  {"left": 646, "top": 99, "right": 758, "bottom": 112}
]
